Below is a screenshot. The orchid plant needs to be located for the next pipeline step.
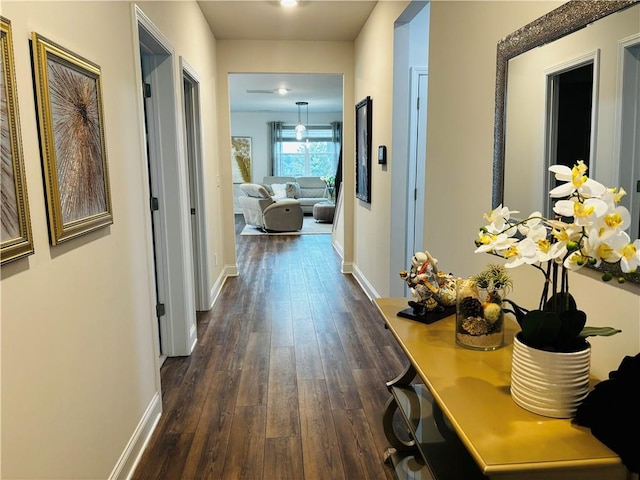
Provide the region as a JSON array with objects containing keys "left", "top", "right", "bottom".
[{"left": 475, "top": 161, "right": 638, "bottom": 352}]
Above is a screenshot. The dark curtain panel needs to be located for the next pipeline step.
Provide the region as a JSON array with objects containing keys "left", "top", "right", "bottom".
[
  {"left": 331, "top": 121, "right": 343, "bottom": 200},
  {"left": 267, "top": 121, "right": 284, "bottom": 175}
]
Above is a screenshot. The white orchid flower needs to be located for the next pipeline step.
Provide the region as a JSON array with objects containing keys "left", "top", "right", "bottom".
[
  {"left": 586, "top": 229, "right": 630, "bottom": 266},
  {"left": 503, "top": 237, "right": 541, "bottom": 268},
  {"left": 483, "top": 204, "right": 519, "bottom": 234},
  {"left": 548, "top": 161, "right": 606, "bottom": 198},
  {"left": 600, "top": 187, "right": 627, "bottom": 209},
  {"left": 474, "top": 232, "right": 516, "bottom": 254},
  {"left": 598, "top": 205, "right": 632, "bottom": 233},
  {"left": 620, "top": 239, "right": 640, "bottom": 273},
  {"left": 553, "top": 197, "right": 608, "bottom": 226}
]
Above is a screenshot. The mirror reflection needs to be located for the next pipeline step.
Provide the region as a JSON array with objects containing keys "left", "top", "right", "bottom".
[
  {"left": 503, "top": 3, "right": 639, "bottom": 230},
  {"left": 494, "top": 0, "right": 640, "bottom": 283}
]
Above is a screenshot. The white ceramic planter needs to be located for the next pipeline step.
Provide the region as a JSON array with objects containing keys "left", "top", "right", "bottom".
[{"left": 510, "top": 334, "right": 591, "bottom": 418}]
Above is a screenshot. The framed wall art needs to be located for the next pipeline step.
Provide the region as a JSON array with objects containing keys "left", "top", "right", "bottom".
[
  {"left": 355, "top": 96, "right": 372, "bottom": 203},
  {"left": 231, "top": 136, "right": 252, "bottom": 183},
  {"left": 31, "top": 32, "right": 112, "bottom": 245},
  {"left": 1, "top": 17, "right": 34, "bottom": 264}
]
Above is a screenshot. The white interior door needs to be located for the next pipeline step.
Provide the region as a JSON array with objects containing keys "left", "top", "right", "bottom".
[{"left": 406, "top": 69, "right": 428, "bottom": 266}]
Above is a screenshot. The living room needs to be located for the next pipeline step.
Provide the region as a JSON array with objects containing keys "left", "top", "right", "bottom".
[{"left": 229, "top": 74, "right": 344, "bottom": 233}]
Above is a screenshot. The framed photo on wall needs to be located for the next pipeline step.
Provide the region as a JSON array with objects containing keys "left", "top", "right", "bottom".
[
  {"left": 355, "top": 96, "right": 372, "bottom": 203},
  {"left": 31, "top": 32, "right": 113, "bottom": 245},
  {"left": 1, "top": 17, "right": 34, "bottom": 264},
  {"left": 231, "top": 136, "right": 252, "bottom": 183}
]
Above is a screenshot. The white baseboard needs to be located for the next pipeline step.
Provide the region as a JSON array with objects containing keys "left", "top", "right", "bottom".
[
  {"left": 341, "top": 260, "right": 354, "bottom": 274},
  {"left": 352, "top": 263, "right": 380, "bottom": 301},
  {"left": 109, "top": 392, "right": 162, "bottom": 480},
  {"left": 332, "top": 238, "right": 344, "bottom": 260}
]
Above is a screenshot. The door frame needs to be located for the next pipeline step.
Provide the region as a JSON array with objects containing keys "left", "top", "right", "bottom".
[
  {"left": 181, "top": 58, "right": 211, "bottom": 311},
  {"left": 133, "top": 5, "right": 197, "bottom": 358}
]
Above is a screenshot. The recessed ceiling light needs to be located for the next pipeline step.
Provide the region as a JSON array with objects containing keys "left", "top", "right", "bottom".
[
  {"left": 274, "top": 88, "right": 290, "bottom": 95},
  {"left": 280, "top": 0, "right": 298, "bottom": 7}
]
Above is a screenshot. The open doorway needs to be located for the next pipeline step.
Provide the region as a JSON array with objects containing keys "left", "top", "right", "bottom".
[
  {"left": 228, "top": 73, "right": 343, "bottom": 234},
  {"left": 390, "top": 2, "right": 430, "bottom": 296},
  {"left": 135, "top": 6, "right": 197, "bottom": 359}
]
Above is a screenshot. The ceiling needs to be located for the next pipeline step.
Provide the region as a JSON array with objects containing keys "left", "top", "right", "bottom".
[
  {"left": 228, "top": 73, "right": 344, "bottom": 113},
  {"left": 198, "top": 1, "right": 378, "bottom": 113},
  {"left": 197, "top": 1, "right": 378, "bottom": 41}
]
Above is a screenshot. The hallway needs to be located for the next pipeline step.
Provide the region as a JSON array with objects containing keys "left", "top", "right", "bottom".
[{"left": 132, "top": 232, "right": 407, "bottom": 479}]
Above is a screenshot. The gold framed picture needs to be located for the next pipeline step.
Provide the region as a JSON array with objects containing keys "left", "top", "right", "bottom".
[
  {"left": 231, "top": 136, "right": 252, "bottom": 183},
  {"left": 1, "top": 17, "right": 34, "bottom": 264},
  {"left": 31, "top": 32, "right": 112, "bottom": 245}
]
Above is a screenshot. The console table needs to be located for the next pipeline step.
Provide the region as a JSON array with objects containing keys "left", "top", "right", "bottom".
[{"left": 374, "top": 297, "right": 629, "bottom": 480}]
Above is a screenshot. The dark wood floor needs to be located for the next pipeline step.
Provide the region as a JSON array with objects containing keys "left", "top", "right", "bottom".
[{"left": 132, "top": 225, "right": 408, "bottom": 479}]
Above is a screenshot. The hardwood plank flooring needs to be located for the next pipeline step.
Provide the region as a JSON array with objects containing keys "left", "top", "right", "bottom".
[{"left": 132, "top": 228, "right": 407, "bottom": 479}]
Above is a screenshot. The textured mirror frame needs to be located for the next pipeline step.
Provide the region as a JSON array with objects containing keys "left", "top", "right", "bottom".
[
  {"left": 492, "top": 0, "right": 640, "bottom": 284},
  {"left": 1, "top": 16, "right": 34, "bottom": 265}
]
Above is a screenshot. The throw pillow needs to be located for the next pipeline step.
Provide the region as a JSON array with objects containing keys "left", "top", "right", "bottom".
[
  {"left": 261, "top": 184, "right": 274, "bottom": 196},
  {"left": 285, "top": 182, "right": 301, "bottom": 199},
  {"left": 271, "top": 183, "right": 286, "bottom": 199}
]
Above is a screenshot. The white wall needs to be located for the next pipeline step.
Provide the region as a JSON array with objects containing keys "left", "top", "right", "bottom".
[
  {"left": 353, "top": 1, "right": 410, "bottom": 297},
  {"left": 0, "top": 1, "right": 223, "bottom": 478}
]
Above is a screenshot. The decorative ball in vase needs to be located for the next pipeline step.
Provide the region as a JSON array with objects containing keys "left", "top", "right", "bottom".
[{"left": 455, "top": 264, "right": 511, "bottom": 351}]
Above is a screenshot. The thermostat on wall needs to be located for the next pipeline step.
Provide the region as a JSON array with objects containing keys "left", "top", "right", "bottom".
[{"left": 378, "top": 145, "right": 387, "bottom": 164}]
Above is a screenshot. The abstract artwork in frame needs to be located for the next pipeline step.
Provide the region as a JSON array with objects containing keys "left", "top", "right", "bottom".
[
  {"left": 31, "top": 32, "right": 112, "bottom": 245},
  {"left": 1, "top": 16, "right": 34, "bottom": 264},
  {"left": 355, "top": 96, "right": 372, "bottom": 203},
  {"left": 231, "top": 136, "right": 252, "bottom": 183}
]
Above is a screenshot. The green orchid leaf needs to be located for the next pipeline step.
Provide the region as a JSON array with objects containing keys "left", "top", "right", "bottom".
[
  {"left": 543, "top": 292, "right": 577, "bottom": 314},
  {"left": 558, "top": 309, "right": 587, "bottom": 339},
  {"left": 555, "top": 309, "right": 587, "bottom": 350},
  {"left": 521, "top": 310, "right": 561, "bottom": 349},
  {"left": 580, "top": 326, "right": 622, "bottom": 338},
  {"left": 502, "top": 299, "right": 529, "bottom": 326}
]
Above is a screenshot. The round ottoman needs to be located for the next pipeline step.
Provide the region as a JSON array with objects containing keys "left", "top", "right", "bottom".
[{"left": 312, "top": 202, "right": 335, "bottom": 223}]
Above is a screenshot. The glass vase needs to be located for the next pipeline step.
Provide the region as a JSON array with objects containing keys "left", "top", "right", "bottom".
[
  {"left": 326, "top": 186, "right": 336, "bottom": 204},
  {"left": 456, "top": 278, "right": 505, "bottom": 351}
]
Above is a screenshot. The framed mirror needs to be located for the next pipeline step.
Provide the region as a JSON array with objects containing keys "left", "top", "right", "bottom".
[{"left": 492, "top": 0, "right": 640, "bottom": 283}]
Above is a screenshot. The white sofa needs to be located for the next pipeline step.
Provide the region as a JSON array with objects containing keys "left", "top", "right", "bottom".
[{"left": 262, "top": 176, "right": 328, "bottom": 214}]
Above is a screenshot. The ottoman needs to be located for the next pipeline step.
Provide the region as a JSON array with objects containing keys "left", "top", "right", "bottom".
[{"left": 312, "top": 202, "right": 335, "bottom": 223}]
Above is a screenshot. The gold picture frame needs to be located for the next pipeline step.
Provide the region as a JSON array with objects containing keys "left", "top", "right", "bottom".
[
  {"left": 31, "top": 32, "right": 112, "bottom": 245},
  {"left": 231, "top": 136, "right": 252, "bottom": 183},
  {"left": 1, "top": 17, "right": 34, "bottom": 264}
]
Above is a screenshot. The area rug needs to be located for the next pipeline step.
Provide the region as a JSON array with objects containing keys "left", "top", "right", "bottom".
[{"left": 240, "top": 216, "right": 333, "bottom": 236}]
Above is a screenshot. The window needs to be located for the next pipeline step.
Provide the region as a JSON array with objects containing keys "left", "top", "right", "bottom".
[{"left": 272, "top": 123, "right": 341, "bottom": 177}]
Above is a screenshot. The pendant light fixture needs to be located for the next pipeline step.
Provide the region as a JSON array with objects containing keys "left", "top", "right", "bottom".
[{"left": 295, "top": 101, "right": 308, "bottom": 140}]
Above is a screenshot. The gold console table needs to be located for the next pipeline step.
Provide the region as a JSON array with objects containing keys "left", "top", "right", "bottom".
[{"left": 374, "top": 297, "right": 629, "bottom": 480}]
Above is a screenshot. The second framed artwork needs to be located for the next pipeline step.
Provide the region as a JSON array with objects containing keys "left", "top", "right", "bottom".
[
  {"left": 355, "top": 96, "right": 372, "bottom": 203},
  {"left": 31, "top": 32, "right": 113, "bottom": 245},
  {"left": 231, "top": 136, "right": 252, "bottom": 183},
  {"left": 1, "top": 16, "right": 34, "bottom": 264}
]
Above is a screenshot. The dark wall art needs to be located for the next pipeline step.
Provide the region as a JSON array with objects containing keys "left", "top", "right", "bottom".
[
  {"left": 31, "top": 32, "right": 112, "bottom": 245},
  {"left": 355, "top": 96, "right": 372, "bottom": 203},
  {"left": 1, "top": 16, "right": 34, "bottom": 264}
]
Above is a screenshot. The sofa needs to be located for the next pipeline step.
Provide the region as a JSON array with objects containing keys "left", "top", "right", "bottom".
[
  {"left": 262, "top": 176, "right": 328, "bottom": 214},
  {"left": 238, "top": 183, "right": 303, "bottom": 232}
]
